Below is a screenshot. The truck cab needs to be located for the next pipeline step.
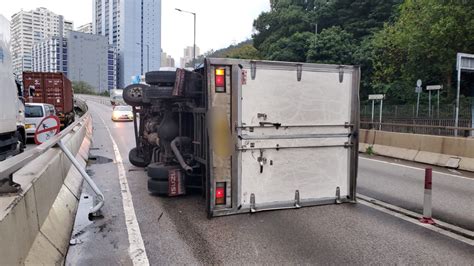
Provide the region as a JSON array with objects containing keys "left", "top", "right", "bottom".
[{"left": 0, "top": 15, "right": 26, "bottom": 192}]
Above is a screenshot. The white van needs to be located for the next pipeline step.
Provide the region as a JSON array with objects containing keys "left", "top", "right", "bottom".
[{"left": 25, "top": 103, "right": 56, "bottom": 139}]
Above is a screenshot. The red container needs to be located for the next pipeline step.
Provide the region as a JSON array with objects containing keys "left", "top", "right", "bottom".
[{"left": 22, "top": 72, "right": 73, "bottom": 114}]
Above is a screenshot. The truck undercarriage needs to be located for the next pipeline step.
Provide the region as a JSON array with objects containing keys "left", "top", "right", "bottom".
[{"left": 124, "top": 68, "right": 207, "bottom": 196}]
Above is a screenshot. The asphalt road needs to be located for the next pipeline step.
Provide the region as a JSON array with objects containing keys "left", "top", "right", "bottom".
[
  {"left": 66, "top": 98, "right": 474, "bottom": 265},
  {"left": 359, "top": 155, "right": 474, "bottom": 231}
]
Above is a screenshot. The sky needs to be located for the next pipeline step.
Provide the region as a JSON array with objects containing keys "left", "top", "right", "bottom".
[{"left": 1, "top": 0, "right": 270, "bottom": 65}]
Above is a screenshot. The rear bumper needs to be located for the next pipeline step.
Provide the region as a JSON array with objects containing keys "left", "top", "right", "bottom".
[{"left": 112, "top": 117, "right": 133, "bottom": 121}]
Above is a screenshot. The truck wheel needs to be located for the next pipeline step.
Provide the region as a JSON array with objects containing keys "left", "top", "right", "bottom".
[
  {"left": 147, "top": 163, "right": 175, "bottom": 181},
  {"left": 129, "top": 148, "right": 149, "bottom": 167},
  {"left": 16, "top": 131, "right": 25, "bottom": 153},
  {"left": 145, "top": 71, "right": 176, "bottom": 85},
  {"left": 148, "top": 179, "right": 168, "bottom": 195},
  {"left": 123, "top": 84, "right": 148, "bottom": 106}
]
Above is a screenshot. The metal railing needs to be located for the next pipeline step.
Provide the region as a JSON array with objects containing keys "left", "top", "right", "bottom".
[
  {"left": 361, "top": 121, "right": 474, "bottom": 137},
  {"left": 0, "top": 99, "right": 104, "bottom": 215}
]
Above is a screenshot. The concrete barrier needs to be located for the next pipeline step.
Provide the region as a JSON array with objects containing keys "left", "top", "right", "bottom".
[
  {"left": 360, "top": 129, "right": 474, "bottom": 172},
  {"left": 0, "top": 114, "right": 92, "bottom": 265}
]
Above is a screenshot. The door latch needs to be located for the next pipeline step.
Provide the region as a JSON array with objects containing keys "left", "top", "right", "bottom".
[{"left": 257, "top": 150, "right": 267, "bottom": 173}]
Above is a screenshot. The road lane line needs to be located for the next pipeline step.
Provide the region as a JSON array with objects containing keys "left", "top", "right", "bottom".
[
  {"left": 358, "top": 194, "right": 474, "bottom": 246},
  {"left": 96, "top": 110, "right": 150, "bottom": 265},
  {"left": 360, "top": 157, "right": 473, "bottom": 181}
]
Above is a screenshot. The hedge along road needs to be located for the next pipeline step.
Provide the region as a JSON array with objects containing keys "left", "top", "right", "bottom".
[{"left": 68, "top": 97, "right": 474, "bottom": 265}]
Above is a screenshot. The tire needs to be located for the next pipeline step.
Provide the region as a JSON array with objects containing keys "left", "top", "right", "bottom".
[
  {"left": 129, "top": 147, "right": 149, "bottom": 167},
  {"left": 147, "top": 163, "right": 177, "bottom": 181},
  {"left": 16, "top": 130, "right": 25, "bottom": 153},
  {"left": 148, "top": 179, "right": 169, "bottom": 195},
  {"left": 123, "top": 84, "right": 148, "bottom": 106},
  {"left": 145, "top": 71, "right": 176, "bottom": 85}
]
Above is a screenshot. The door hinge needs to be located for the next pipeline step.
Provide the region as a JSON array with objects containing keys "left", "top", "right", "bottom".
[
  {"left": 294, "top": 190, "right": 301, "bottom": 208},
  {"left": 250, "top": 61, "right": 257, "bottom": 80},
  {"left": 338, "top": 66, "right": 344, "bottom": 83},
  {"left": 250, "top": 193, "right": 256, "bottom": 213}
]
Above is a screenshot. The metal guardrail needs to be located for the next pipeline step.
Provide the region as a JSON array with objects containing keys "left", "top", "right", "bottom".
[
  {"left": 0, "top": 98, "right": 104, "bottom": 215},
  {"left": 77, "top": 94, "right": 111, "bottom": 106},
  {"left": 361, "top": 121, "right": 474, "bottom": 137}
]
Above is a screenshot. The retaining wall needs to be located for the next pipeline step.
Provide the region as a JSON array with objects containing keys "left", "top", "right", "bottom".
[
  {"left": 360, "top": 129, "right": 474, "bottom": 171},
  {"left": 0, "top": 114, "right": 92, "bottom": 265}
]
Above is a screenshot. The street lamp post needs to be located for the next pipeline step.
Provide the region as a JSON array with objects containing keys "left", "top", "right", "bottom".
[{"left": 175, "top": 8, "right": 196, "bottom": 68}]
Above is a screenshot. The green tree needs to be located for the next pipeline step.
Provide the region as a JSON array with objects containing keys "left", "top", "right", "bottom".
[
  {"left": 266, "top": 32, "right": 314, "bottom": 62},
  {"left": 253, "top": 1, "right": 314, "bottom": 59},
  {"left": 371, "top": 0, "right": 474, "bottom": 102},
  {"left": 72, "top": 81, "right": 95, "bottom": 95},
  {"left": 307, "top": 26, "right": 356, "bottom": 64},
  {"left": 315, "top": 0, "right": 402, "bottom": 40},
  {"left": 226, "top": 44, "right": 262, "bottom": 59}
]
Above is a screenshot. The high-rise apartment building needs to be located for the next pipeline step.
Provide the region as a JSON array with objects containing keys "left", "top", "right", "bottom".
[
  {"left": 10, "top": 7, "right": 73, "bottom": 77},
  {"left": 180, "top": 46, "right": 200, "bottom": 67},
  {"left": 161, "top": 50, "right": 175, "bottom": 67},
  {"left": 32, "top": 37, "right": 68, "bottom": 74},
  {"left": 93, "top": 0, "right": 161, "bottom": 88},
  {"left": 77, "top": 23, "right": 93, "bottom": 34},
  {"left": 32, "top": 31, "right": 117, "bottom": 92},
  {"left": 67, "top": 31, "right": 117, "bottom": 92}
]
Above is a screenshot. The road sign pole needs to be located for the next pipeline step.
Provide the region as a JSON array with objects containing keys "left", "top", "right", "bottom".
[
  {"left": 455, "top": 57, "right": 461, "bottom": 137},
  {"left": 379, "top": 99, "right": 383, "bottom": 131},
  {"left": 371, "top": 100, "right": 375, "bottom": 124},
  {"left": 429, "top": 90, "right": 432, "bottom": 118},
  {"left": 416, "top": 80, "right": 422, "bottom": 119},
  {"left": 437, "top": 90, "right": 440, "bottom": 118},
  {"left": 471, "top": 98, "right": 474, "bottom": 137},
  {"left": 416, "top": 92, "right": 420, "bottom": 118}
]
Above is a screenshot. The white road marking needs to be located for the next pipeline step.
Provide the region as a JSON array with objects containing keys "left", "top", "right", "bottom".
[
  {"left": 358, "top": 194, "right": 474, "bottom": 246},
  {"left": 96, "top": 111, "right": 150, "bottom": 265},
  {"left": 360, "top": 157, "right": 473, "bottom": 181}
]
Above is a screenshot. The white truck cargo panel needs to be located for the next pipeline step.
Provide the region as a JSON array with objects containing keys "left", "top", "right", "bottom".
[
  {"left": 0, "top": 16, "right": 18, "bottom": 133},
  {"left": 206, "top": 59, "right": 359, "bottom": 216}
]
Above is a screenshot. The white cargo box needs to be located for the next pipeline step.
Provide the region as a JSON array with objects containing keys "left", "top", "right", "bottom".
[{"left": 205, "top": 59, "right": 359, "bottom": 217}]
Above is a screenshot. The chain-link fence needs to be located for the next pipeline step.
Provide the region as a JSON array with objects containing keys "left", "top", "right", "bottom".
[{"left": 360, "top": 103, "right": 474, "bottom": 136}]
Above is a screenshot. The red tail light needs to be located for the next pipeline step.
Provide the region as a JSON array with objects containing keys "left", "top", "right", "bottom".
[
  {"left": 215, "top": 68, "right": 226, "bottom": 93},
  {"left": 215, "top": 182, "right": 226, "bottom": 205}
]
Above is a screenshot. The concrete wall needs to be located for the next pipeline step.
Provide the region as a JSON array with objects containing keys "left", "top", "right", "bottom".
[
  {"left": 360, "top": 129, "right": 474, "bottom": 172},
  {"left": 0, "top": 114, "right": 92, "bottom": 265}
]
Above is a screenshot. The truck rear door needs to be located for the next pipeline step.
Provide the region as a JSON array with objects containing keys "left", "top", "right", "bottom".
[{"left": 206, "top": 59, "right": 359, "bottom": 217}]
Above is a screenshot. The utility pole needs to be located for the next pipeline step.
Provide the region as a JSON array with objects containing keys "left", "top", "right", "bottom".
[{"left": 176, "top": 8, "right": 197, "bottom": 68}]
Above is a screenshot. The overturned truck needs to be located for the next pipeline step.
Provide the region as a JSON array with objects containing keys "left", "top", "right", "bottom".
[{"left": 123, "top": 58, "right": 360, "bottom": 217}]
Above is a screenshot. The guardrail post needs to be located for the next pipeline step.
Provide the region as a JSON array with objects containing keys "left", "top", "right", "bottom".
[
  {"left": 420, "top": 167, "right": 435, "bottom": 224},
  {"left": 57, "top": 140, "right": 105, "bottom": 217}
]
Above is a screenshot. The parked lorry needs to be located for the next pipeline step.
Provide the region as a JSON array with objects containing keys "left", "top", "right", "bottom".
[
  {"left": 0, "top": 15, "right": 26, "bottom": 192},
  {"left": 123, "top": 58, "right": 360, "bottom": 217},
  {"left": 22, "top": 72, "right": 74, "bottom": 128}
]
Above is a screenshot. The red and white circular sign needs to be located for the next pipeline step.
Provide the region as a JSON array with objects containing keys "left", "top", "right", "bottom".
[{"left": 34, "top": 115, "right": 61, "bottom": 145}]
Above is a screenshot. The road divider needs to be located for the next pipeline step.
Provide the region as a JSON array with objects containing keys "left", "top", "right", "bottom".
[
  {"left": 360, "top": 129, "right": 474, "bottom": 172},
  {"left": 0, "top": 103, "right": 93, "bottom": 265}
]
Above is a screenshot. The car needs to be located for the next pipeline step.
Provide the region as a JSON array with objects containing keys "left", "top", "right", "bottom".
[
  {"left": 112, "top": 105, "right": 133, "bottom": 121},
  {"left": 25, "top": 103, "right": 56, "bottom": 139}
]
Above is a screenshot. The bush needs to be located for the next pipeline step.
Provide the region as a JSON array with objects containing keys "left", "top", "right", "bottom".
[{"left": 72, "top": 81, "right": 96, "bottom": 95}]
